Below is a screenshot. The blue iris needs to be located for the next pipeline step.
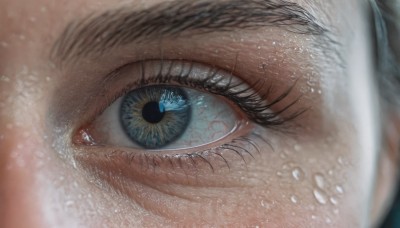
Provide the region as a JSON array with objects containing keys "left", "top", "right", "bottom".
[{"left": 120, "top": 86, "right": 191, "bottom": 149}]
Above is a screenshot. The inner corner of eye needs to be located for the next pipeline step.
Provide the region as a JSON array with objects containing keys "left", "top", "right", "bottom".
[{"left": 82, "top": 84, "right": 246, "bottom": 150}]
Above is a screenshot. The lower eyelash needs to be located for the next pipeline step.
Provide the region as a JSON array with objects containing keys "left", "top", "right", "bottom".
[{"left": 116, "top": 134, "right": 265, "bottom": 175}]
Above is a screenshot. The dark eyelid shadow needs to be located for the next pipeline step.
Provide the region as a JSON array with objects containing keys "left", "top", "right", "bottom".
[{"left": 50, "top": 0, "right": 338, "bottom": 68}]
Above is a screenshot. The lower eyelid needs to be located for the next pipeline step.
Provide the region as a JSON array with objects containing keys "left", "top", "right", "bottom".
[{"left": 74, "top": 125, "right": 268, "bottom": 186}]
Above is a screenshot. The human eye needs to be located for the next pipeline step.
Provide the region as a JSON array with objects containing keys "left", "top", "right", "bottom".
[
  {"left": 77, "top": 60, "right": 298, "bottom": 151},
  {"left": 74, "top": 59, "right": 302, "bottom": 175}
]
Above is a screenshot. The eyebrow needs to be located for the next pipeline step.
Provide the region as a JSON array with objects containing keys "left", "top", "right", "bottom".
[{"left": 52, "top": 0, "right": 333, "bottom": 64}]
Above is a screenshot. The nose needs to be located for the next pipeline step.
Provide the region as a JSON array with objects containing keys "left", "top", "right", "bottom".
[{"left": 0, "top": 122, "right": 47, "bottom": 228}]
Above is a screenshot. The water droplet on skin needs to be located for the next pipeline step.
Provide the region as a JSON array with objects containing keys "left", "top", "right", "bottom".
[
  {"left": 337, "top": 156, "right": 344, "bottom": 165},
  {"left": 290, "top": 195, "right": 298, "bottom": 204},
  {"left": 317, "top": 90, "right": 322, "bottom": 94},
  {"left": 333, "top": 209, "right": 339, "bottom": 214},
  {"left": 313, "top": 173, "right": 325, "bottom": 189},
  {"left": 257, "top": 46, "right": 261, "bottom": 50},
  {"left": 313, "top": 189, "right": 328, "bottom": 204},
  {"left": 260, "top": 199, "right": 273, "bottom": 209},
  {"left": 311, "top": 215, "right": 317, "bottom": 220},
  {"left": 72, "top": 159, "right": 78, "bottom": 169},
  {"left": 65, "top": 200, "right": 74, "bottom": 206},
  {"left": 325, "top": 217, "right": 332, "bottom": 224},
  {"left": 292, "top": 167, "right": 305, "bottom": 181},
  {"left": 272, "top": 41, "right": 276, "bottom": 45},
  {"left": 336, "top": 185, "right": 344, "bottom": 194},
  {"left": 330, "top": 197, "right": 338, "bottom": 205},
  {"left": 310, "top": 88, "right": 315, "bottom": 93},
  {"left": 294, "top": 144, "right": 302, "bottom": 151}
]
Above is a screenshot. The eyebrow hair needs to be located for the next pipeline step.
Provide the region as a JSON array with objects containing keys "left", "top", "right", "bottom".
[{"left": 52, "top": 0, "right": 333, "bottom": 64}]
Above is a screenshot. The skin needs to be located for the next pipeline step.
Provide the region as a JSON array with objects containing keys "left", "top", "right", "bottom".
[{"left": 0, "top": 0, "right": 399, "bottom": 227}]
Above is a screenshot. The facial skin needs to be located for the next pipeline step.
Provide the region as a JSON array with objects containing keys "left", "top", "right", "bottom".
[{"left": 0, "top": 0, "right": 398, "bottom": 227}]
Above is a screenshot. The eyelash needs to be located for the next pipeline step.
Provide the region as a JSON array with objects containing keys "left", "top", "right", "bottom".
[
  {"left": 108, "top": 136, "right": 263, "bottom": 173},
  {"left": 106, "top": 60, "right": 302, "bottom": 128}
]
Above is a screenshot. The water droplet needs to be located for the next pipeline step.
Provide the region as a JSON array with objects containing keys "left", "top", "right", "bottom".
[
  {"left": 311, "top": 215, "right": 317, "bottom": 220},
  {"left": 257, "top": 46, "right": 261, "bottom": 50},
  {"left": 330, "top": 197, "right": 338, "bottom": 205},
  {"left": 290, "top": 195, "right": 298, "bottom": 204},
  {"left": 325, "top": 217, "right": 332, "bottom": 224},
  {"left": 333, "top": 209, "right": 339, "bottom": 214},
  {"left": 336, "top": 185, "right": 344, "bottom": 194},
  {"left": 313, "top": 189, "right": 328, "bottom": 204},
  {"left": 65, "top": 200, "right": 74, "bottom": 206},
  {"left": 317, "top": 89, "right": 322, "bottom": 94},
  {"left": 260, "top": 199, "right": 272, "bottom": 209},
  {"left": 294, "top": 144, "right": 302, "bottom": 151},
  {"left": 337, "top": 156, "right": 344, "bottom": 165},
  {"left": 310, "top": 88, "right": 315, "bottom": 93},
  {"left": 313, "top": 173, "right": 325, "bottom": 189},
  {"left": 272, "top": 41, "right": 276, "bottom": 45},
  {"left": 292, "top": 167, "right": 305, "bottom": 181}
]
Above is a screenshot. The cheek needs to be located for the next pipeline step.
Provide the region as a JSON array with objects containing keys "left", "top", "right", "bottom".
[{"left": 199, "top": 124, "right": 366, "bottom": 227}]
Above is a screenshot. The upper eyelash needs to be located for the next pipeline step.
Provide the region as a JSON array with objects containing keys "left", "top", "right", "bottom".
[{"left": 131, "top": 60, "right": 305, "bottom": 128}]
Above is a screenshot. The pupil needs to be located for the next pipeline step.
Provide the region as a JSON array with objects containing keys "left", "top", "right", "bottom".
[{"left": 142, "top": 101, "right": 165, "bottom": 123}]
